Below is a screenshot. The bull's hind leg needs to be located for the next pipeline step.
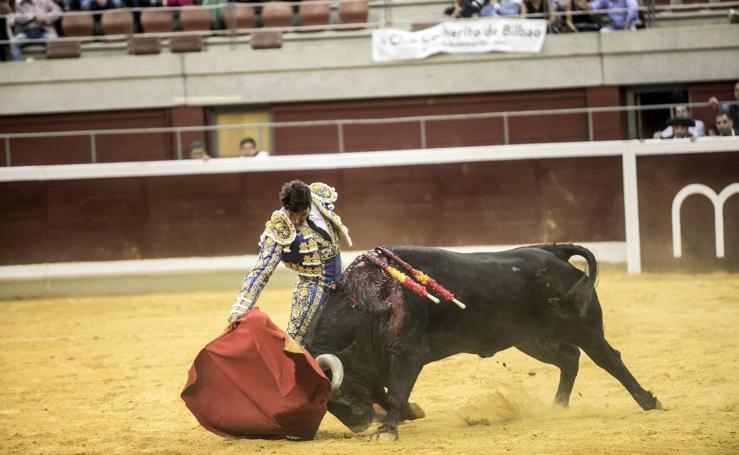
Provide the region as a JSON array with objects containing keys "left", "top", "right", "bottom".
[
  {"left": 576, "top": 333, "right": 661, "bottom": 411},
  {"left": 516, "top": 340, "right": 580, "bottom": 407}
]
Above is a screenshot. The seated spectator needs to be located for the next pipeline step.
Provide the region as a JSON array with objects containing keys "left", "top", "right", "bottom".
[
  {"left": 548, "top": 0, "right": 575, "bottom": 33},
  {"left": 707, "top": 81, "right": 739, "bottom": 127},
  {"left": 713, "top": 112, "right": 736, "bottom": 137},
  {"left": 571, "top": 0, "right": 600, "bottom": 32},
  {"left": 481, "top": 0, "right": 527, "bottom": 17},
  {"left": 240, "top": 137, "right": 269, "bottom": 158},
  {"left": 443, "top": 0, "right": 483, "bottom": 19},
  {"left": 190, "top": 140, "right": 211, "bottom": 160},
  {"left": 587, "top": 0, "right": 638, "bottom": 31},
  {"left": 9, "top": 0, "right": 61, "bottom": 61},
  {"left": 653, "top": 105, "right": 705, "bottom": 139},
  {"left": 662, "top": 117, "right": 695, "bottom": 140},
  {"left": 524, "top": 0, "right": 551, "bottom": 21},
  {"left": 200, "top": 0, "right": 226, "bottom": 29},
  {"left": 79, "top": 0, "right": 123, "bottom": 11}
]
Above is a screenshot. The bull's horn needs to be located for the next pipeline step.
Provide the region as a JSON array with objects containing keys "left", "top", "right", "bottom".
[{"left": 316, "top": 354, "right": 344, "bottom": 391}]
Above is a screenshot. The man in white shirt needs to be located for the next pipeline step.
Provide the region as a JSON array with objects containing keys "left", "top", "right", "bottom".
[
  {"left": 654, "top": 105, "right": 705, "bottom": 139},
  {"left": 240, "top": 137, "right": 270, "bottom": 158}
]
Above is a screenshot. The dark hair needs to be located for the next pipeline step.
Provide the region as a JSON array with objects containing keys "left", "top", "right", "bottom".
[
  {"left": 280, "top": 180, "right": 312, "bottom": 212},
  {"left": 190, "top": 140, "right": 206, "bottom": 150},
  {"left": 240, "top": 137, "right": 256, "bottom": 147}
]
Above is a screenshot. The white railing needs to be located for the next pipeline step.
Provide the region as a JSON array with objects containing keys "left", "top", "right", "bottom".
[{"left": 1, "top": 101, "right": 736, "bottom": 165}]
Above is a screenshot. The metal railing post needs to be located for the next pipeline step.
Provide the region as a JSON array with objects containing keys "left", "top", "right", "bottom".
[
  {"left": 337, "top": 122, "right": 345, "bottom": 153},
  {"left": 4, "top": 137, "right": 10, "bottom": 166},
  {"left": 503, "top": 113, "right": 509, "bottom": 145},
  {"left": 90, "top": 133, "right": 97, "bottom": 163},
  {"left": 588, "top": 110, "right": 594, "bottom": 141},
  {"left": 420, "top": 119, "right": 427, "bottom": 149},
  {"left": 176, "top": 129, "right": 182, "bottom": 160}
]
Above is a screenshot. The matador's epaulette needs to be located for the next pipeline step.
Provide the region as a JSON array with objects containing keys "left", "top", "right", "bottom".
[
  {"left": 260, "top": 210, "right": 296, "bottom": 247},
  {"left": 309, "top": 182, "right": 338, "bottom": 205}
]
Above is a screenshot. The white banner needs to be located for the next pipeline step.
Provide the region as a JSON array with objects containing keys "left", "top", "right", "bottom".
[{"left": 372, "top": 18, "right": 547, "bottom": 63}]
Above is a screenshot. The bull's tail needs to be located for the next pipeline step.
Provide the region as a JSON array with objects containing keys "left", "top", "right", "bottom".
[
  {"left": 533, "top": 243, "right": 598, "bottom": 317},
  {"left": 533, "top": 243, "right": 598, "bottom": 287}
]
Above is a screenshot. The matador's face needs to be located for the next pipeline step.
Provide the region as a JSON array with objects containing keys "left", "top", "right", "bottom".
[{"left": 288, "top": 207, "right": 310, "bottom": 226}]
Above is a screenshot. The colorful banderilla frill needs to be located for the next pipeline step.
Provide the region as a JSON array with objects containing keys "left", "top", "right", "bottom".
[
  {"left": 363, "top": 252, "right": 440, "bottom": 304},
  {"left": 375, "top": 246, "right": 466, "bottom": 309}
]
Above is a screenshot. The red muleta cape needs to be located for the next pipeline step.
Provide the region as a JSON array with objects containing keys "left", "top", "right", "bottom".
[{"left": 181, "top": 308, "right": 330, "bottom": 439}]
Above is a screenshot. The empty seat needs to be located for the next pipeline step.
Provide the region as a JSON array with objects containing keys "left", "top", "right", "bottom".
[
  {"left": 47, "top": 12, "right": 94, "bottom": 59},
  {"left": 129, "top": 36, "right": 161, "bottom": 55},
  {"left": 261, "top": 2, "right": 294, "bottom": 28},
  {"left": 46, "top": 40, "right": 81, "bottom": 59},
  {"left": 171, "top": 7, "right": 211, "bottom": 53},
  {"left": 251, "top": 30, "right": 283, "bottom": 49},
  {"left": 101, "top": 10, "right": 134, "bottom": 37},
  {"left": 131, "top": 10, "right": 173, "bottom": 55},
  {"left": 299, "top": 1, "right": 330, "bottom": 28},
  {"left": 223, "top": 3, "right": 256, "bottom": 34},
  {"left": 179, "top": 6, "right": 212, "bottom": 31},
  {"left": 338, "top": 0, "right": 368, "bottom": 28},
  {"left": 61, "top": 12, "right": 94, "bottom": 37},
  {"left": 140, "top": 9, "right": 173, "bottom": 33}
]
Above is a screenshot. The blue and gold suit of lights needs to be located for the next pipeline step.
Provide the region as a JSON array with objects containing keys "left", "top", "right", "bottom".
[{"left": 230, "top": 182, "right": 352, "bottom": 341}]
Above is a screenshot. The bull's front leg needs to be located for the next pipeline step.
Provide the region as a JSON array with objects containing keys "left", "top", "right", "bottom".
[{"left": 373, "top": 349, "right": 424, "bottom": 442}]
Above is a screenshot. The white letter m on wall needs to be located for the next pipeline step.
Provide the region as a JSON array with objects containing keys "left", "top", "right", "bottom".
[{"left": 672, "top": 183, "right": 739, "bottom": 258}]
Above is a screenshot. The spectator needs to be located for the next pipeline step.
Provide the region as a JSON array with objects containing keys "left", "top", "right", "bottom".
[
  {"left": 443, "top": 0, "right": 482, "bottom": 19},
  {"left": 524, "top": 0, "right": 552, "bottom": 24},
  {"left": 240, "top": 137, "right": 269, "bottom": 158},
  {"left": 1, "top": 0, "right": 13, "bottom": 61},
  {"left": 571, "top": 0, "right": 600, "bottom": 32},
  {"left": 707, "top": 81, "right": 739, "bottom": 127},
  {"left": 587, "top": 0, "right": 638, "bottom": 31},
  {"left": 190, "top": 140, "right": 210, "bottom": 160},
  {"left": 548, "top": 0, "right": 575, "bottom": 33},
  {"left": 663, "top": 117, "right": 695, "bottom": 140},
  {"left": 653, "top": 105, "right": 705, "bottom": 139},
  {"left": 481, "top": 0, "right": 527, "bottom": 17},
  {"left": 714, "top": 112, "right": 736, "bottom": 137},
  {"left": 9, "top": 0, "right": 61, "bottom": 61}
]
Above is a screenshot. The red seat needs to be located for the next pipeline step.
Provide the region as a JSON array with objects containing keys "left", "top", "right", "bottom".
[
  {"left": 261, "top": 2, "right": 294, "bottom": 28},
  {"left": 101, "top": 10, "right": 134, "bottom": 37},
  {"left": 224, "top": 3, "right": 256, "bottom": 35},
  {"left": 251, "top": 30, "right": 283, "bottom": 49},
  {"left": 61, "top": 12, "right": 94, "bottom": 37},
  {"left": 299, "top": 1, "right": 330, "bottom": 29},
  {"left": 338, "top": 0, "right": 369, "bottom": 29}
]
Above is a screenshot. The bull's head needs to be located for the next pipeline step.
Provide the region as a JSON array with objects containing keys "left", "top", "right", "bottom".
[
  {"left": 304, "top": 271, "right": 389, "bottom": 433},
  {"left": 315, "top": 346, "right": 375, "bottom": 433}
]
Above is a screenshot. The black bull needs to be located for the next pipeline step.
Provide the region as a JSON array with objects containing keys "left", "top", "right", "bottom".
[{"left": 304, "top": 244, "right": 662, "bottom": 440}]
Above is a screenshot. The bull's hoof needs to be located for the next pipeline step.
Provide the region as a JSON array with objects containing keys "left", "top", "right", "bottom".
[
  {"left": 372, "top": 424, "right": 398, "bottom": 442},
  {"left": 641, "top": 392, "right": 664, "bottom": 411},
  {"left": 373, "top": 430, "right": 398, "bottom": 442},
  {"left": 401, "top": 402, "right": 426, "bottom": 421}
]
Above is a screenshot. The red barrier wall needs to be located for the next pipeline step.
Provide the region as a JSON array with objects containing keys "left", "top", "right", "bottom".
[{"left": 0, "top": 156, "right": 624, "bottom": 265}]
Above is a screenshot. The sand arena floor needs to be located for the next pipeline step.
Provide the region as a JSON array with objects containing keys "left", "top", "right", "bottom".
[{"left": 1, "top": 270, "right": 738, "bottom": 454}]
